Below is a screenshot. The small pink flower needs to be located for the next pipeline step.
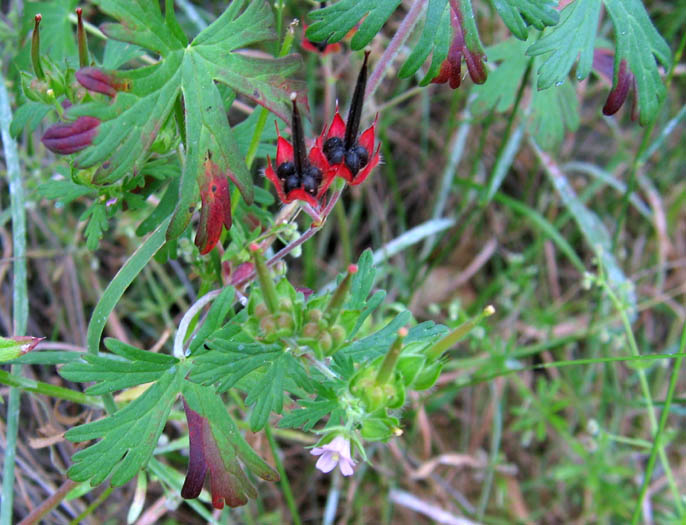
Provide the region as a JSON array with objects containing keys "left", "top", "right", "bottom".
[{"left": 310, "top": 435, "right": 356, "bottom": 476}]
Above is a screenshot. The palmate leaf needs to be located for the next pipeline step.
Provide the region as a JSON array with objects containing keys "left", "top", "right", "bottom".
[
  {"left": 529, "top": 80, "right": 579, "bottom": 150},
  {"left": 526, "top": 0, "right": 601, "bottom": 89},
  {"left": 491, "top": 0, "right": 559, "bottom": 41},
  {"left": 65, "top": 365, "right": 185, "bottom": 487},
  {"left": 66, "top": 0, "right": 302, "bottom": 232},
  {"left": 59, "top": 339, "right": 178, "bottom": 395},
  {"left": 603, "top": 0, "right": 671, "bottom": 125},
  {"left": 306, "top": 0, "right": 402, "bottom": 50}
]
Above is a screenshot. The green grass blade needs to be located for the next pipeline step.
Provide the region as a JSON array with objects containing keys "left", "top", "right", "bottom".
[
  {"left": 0, "top": 68, "right": 28, "bottom": 525},
  {"left": 86, "top": 216, "right": 171, "bottom": 355}
]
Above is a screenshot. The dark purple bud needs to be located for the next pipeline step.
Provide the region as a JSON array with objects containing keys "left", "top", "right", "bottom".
[
  {"left": 602, "top": 59, "right": 632, "bottom": 116},
  {"left": 42, "top": 116, "right": 100, "bottom": 154},
  {"left": 76, "top": 68, "right": 130, "bottom": 97}
]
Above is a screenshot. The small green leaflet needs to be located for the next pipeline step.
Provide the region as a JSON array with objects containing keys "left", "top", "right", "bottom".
[
  {"left": 529, "top": 81, "right": 579, "bottom": 150},
  {"left": 306, "top": 0, "right": 402, "bottom": 50},
  {"left": 490, "top": 0, "right": 559, "bottom": 41},
  {"left": 59, "top": 339, "right": 178, "bottom": 395},
  {"left": 603, "top": 0, "right": 671, "bottom": 125},
  {"left": 279, "top": 398, "right": 339, "bottom": 432},
  {"left": 80, "top": 203, "right": 108, "bottom": 251},
  {"left": 65, "top": 364, "right": 185, "bottom": 487},
  {"left": 526, "top": 0, "right": 601, "bottom": 89}
]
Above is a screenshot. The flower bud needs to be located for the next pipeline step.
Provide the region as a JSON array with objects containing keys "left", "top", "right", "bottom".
[
  {"left": 259, "top": 315, "right": 276, "bottom": 335},
  {"left": 254, "top": 302, "right": 270, "bottom": 319},
  {"left": 0, "top": 336, "right": 43, "bottom": 362},
  {"left": 307, "top": 309, "right": 323, "bottom": 322},
  {"left": 302, "top": 322, "right": 319, "bottom": 338},
  {"left": 42, "top": 116, "right": 100, "bottom": 154},
  {"left": 319, "top": 331, "right": 333, "bottom": 354},
  {"left": 279, "top": 297, "right": 293, "bottom": 312},
  {"left": 276, "top": 312, "right": 293, "bottom": 331},
  {"left": 76, "top": 67, "right": 131, "bottom": 98},
  {"left": 330, "top": 325, "right": 346, "bottom": 346}
]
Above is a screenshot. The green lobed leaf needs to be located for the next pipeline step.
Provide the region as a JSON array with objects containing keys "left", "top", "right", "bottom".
[
  {"left": 526, "top": 0, "right": 601, "bottom": 89},
  {"left": 36, "top": 179, "right": 95, "bottom": 204},
  {"left": 60, "top": 339, "right": 177, "bottom": 395},
  {"left": 9, "top": 102, "right": 50, "bottom": 138},
  {"left": 306, "top": 0, "right": 403, "bottom": 50},
  {"left": 190, "top": 340, "right": 283, "bottom": 392},
  {"left": 278, "top": 398, "right": 339, "bottom": 432},
  {"left": 471, "top": 37, "right": 530, "bottom": 115},
  {"left": 66, "top": 365, "right": 184, "bottom": 486},
  {"left": 603, "top": 0, "right": 672, "bottom": 125},
  {"left": 347, "top": 249, "right": 377, "bottom": 309},
  {"left": 491, "top": 0, "right": 560, "bottom": 41},
  {"left": 245, "top": 355, "right": 288, "bottom": 431},
  {"left": 529, "top": 80, "right": 579, "bottom": 150},
  {"left": 81, "top": 202, "right": 108, "bottom": 251}
]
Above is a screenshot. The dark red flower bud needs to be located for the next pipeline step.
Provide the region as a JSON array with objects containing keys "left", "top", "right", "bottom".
[
  {"left": 41, "top": 116, "right": 100, "bottom": 154},
  {"left": 76, "top": 68, "right": 130, "bottom": 98},
  {"left": 431, "top": 4, "right": 487, "bottom": 89},
  {"left": 195, "top": 155, "right": 232, "bottom": 255},
  {"left": 595, "top": 50, "right": 637, "bottom": 120}
]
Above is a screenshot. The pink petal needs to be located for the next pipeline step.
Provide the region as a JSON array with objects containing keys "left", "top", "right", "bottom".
[{"left": 315, "top": 453, "right": 338, "bottom": 473}]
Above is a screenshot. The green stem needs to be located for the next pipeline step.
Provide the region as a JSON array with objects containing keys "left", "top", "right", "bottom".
[
  {"left": 334, "top": 199, "right": 351, "bottom": 265},
  {"left": 632, "top": 321, "right": 686, "bottom": 523},
  {"left": 598, "top": 276, "right": 684, "bottom": 515},
  {"left": 0, "top": 66, "right": 28, "bottom": 525},
  {"left": 0, "top": 370, "right": 101, "bottom": 406},
  {"left": 482, "top": 59, "right": 532, "bottom": 204},
  {"left": 265, "top": 426, "right": 302, "bottom": 525}
]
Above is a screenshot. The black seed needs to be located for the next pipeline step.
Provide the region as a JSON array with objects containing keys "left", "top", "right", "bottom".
[
  {"left": 345, "top": 149, "right": 361, "bottom": 175},
  {"left": 306, "top": 165, "right": 323, "bottom": 184},
  {"left": 352, "top": 144, "right": 368, "bottom": 168},
  {"left": 302, "top": 174, "right": 318, "bottom": 195},
  {"left": 276, "top": 161, "right": 295, "bottom": 181},
  {"left": 284, "top": 174, "right": 300, "bottom": 193},
  {"left": 323, "top": 137, "right": 345, "bottom": 164}
]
